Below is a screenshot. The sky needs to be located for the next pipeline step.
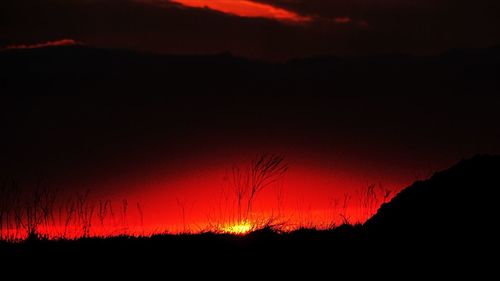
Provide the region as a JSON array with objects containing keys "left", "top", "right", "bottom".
[
  {"left": 2, "top": 88, "right": 499, "bottom": 234},
  {"left": 1, "top": 0, "right": 500, "bottom": 236},
  {"left": 1, "top": 0, "right": 500, "bottom": 59}
]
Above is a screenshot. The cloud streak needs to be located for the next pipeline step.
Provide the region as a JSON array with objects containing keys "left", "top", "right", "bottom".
[
  {"left": 3, "top": 39, "right": 78, "bottom": 50},
  {"left": 169, "top": 0, "right": 311, "bottom": 23},
  {"left": 1, "top": 0, "right": 499, "bottom": 59}
]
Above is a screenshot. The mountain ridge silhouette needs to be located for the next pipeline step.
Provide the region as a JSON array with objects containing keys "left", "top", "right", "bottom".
[
  {"left": 365, "top": 154, "right": 500, "bottom": 247},
  {"left": 1, "top": 45, "right": 499, "bottom": 96}
]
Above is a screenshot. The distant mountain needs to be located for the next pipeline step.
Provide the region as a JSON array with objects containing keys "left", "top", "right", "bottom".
[
  {"left": 365, "top": 155, "right": 500, "bottom": 247},
  {"left": 1, "top": 45, "right": 499, "bottom": 96}
]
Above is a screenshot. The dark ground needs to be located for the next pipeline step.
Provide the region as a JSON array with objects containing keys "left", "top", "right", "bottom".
[{"left": 1, "top": 155, "right": 498, "bottom": 277}]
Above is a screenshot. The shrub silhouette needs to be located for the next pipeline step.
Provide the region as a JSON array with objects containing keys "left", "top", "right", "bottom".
[{"left": 231, "top": 154, "right": 288, "bottom": 224}]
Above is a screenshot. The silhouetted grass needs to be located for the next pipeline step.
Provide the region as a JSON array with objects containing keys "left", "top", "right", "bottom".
[{"left": 2, "top": 155, "right": 499, "bottom": 279}]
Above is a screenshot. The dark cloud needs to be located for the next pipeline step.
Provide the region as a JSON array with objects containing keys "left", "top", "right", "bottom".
[
  {"left": 256, "top": 0, "right": 500, "bottom": 53},
  {"left": 1, "top": 0, "right": 499, "bottom": 59},
  {"left": 0, "top": 0, "right": 320, "bottom": 59}
]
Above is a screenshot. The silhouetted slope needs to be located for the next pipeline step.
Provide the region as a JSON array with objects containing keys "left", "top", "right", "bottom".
[
  {"left": 1, "top": 156, "right": 499, "bottom": 276},
  {"left": 365, "top": 155, "right": 500, "bottom": 245}
]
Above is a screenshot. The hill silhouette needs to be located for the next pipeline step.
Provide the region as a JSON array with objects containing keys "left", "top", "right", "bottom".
[
  {"left": 365, "top": 155, "right": 499, "bottom": 244},
  {"left": 363, "top": 155, "right": 500, "bottom": 276},
  {"left": 1, "top": 155, "right": 498, "bottom": 276}
]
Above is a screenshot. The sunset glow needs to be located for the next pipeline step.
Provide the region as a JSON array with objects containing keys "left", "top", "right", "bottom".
[
  {"left": 170, "top": 0, "right": 311, "bottom": 22},
  {"left": 222, "top": 221, "right": 253, "bottom": 234},
  {"left": 0, "top": 161, "right": 401, "bottom": 241},
  {"left": 0, "top": 144, "right": 412, "bottom": 241}
]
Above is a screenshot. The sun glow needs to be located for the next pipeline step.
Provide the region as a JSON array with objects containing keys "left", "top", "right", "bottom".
[{"left": 222, "top": 222, "right": 253, "bottom": 235}]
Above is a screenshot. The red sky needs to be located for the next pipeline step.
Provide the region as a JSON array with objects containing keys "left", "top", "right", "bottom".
[
  {"left": 2, "top": 92, "right": 498, "bottom": 237},
  {"left": 1, "top": 147, "right": 419, "bottom": 238},
  {"left": 112, "top": 151, "right": 408, "bottom": 232},
  {"left": 16, "top": 144, "right": 444, "bottom": 237}
]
